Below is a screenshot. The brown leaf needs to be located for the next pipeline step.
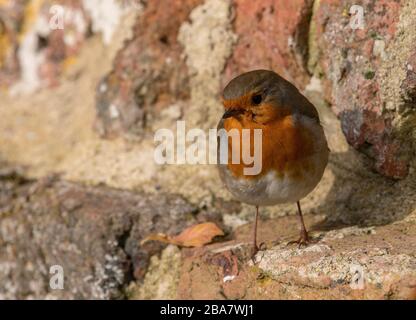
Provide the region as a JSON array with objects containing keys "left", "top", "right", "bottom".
[
  {"left": 141, "top": 222, "right": 224, "bottom": 248},
  {"left": 172, "top": 222, "right": 224, "bottom": 247},
  {"left": 140, "top": 233, "right": 173, "bottom": 245}
]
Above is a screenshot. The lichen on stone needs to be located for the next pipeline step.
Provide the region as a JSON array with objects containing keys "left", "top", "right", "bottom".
[{"left": 128, "top": 245, "right": 182, "bottom": 300}]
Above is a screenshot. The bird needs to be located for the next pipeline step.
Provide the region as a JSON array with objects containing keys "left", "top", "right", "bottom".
[{"left": 217, "top": 70, "right": 329, "bottom": 258}]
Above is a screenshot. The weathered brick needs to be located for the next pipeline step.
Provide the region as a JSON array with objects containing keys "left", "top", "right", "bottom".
[
  {"left": 95, "top": 0, "right": 203, "bottom": 138},
  {"left": 223, "top": 0, "right": 314, "bottom": 90},
  {"left": 310, "top": 0, "right": 415, "bottom": 178}
]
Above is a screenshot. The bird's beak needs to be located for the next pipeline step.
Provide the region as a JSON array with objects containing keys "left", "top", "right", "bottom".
[{"left": 222, "top": 108, "right": 244, "bottom": 119}]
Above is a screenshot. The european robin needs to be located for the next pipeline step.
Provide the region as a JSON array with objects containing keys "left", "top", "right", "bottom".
[{"left": 217, "top": 70, "right": 329, "bottom": 257}]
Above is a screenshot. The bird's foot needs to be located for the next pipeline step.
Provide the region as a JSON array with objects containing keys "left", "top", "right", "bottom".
[
  {"left": 251, "top": 242, "right": 266, "bottom": 263},
  {"left": 287, "top": 230, "right": 315, "bottom": 249}
]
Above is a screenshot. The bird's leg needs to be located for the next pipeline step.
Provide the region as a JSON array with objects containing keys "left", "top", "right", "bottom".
[
  {"left": 287, "top": 201, "right": 311, "bottom": 248},
  {"left": 251, "top": 205, "right": 260, "bottom": 258},
  {"left": 296, "top": 201, "right": 309, "bottom": 243}
]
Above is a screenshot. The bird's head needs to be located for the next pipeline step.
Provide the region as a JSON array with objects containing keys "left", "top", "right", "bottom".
[{"left": 221, "top": 70, "right": 291, "bottom": 124}]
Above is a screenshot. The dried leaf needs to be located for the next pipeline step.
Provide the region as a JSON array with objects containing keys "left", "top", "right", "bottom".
[
  {"left": 140, "top": 233, "right": 172, "bottom": 245},
  {"left": 141, "top": 222, "right": 224, "bottom": 248},
  {"left": 172, "top": 222, "right": 224, "bottom": 247}
]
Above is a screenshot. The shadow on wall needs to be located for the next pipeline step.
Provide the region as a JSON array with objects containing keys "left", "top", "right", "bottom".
[
  {"left": 305, "top": 95, "right": 416, "bottom": 231},
  {"left": 314, "top": 149, "right": 416, "bottom": 231}
]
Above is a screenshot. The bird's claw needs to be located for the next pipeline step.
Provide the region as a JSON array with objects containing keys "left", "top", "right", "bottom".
[
  {"left": 287, "top": 231, "right": 315, "bottom": 249},
  {"left": 251, "top": 242, "right": 266, "bottom": 263},
  {"left": 287, "top": 238, "right": 309, "bottom": 249}
]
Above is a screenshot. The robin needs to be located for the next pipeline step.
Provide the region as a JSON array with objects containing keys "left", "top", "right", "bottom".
[{"left": 217, "top": 70, "right": 329, "bottom": 257}]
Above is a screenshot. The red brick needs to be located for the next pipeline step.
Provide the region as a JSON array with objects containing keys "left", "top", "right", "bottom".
[
  {"left": 95, "top": 0, "right": 203, "bottom": 138},
  {"left": 223, "top": 0, "right": 314, "bottom": 90},
  {"left": 313, "top": 0, "right": 410, "bottom": 178}
]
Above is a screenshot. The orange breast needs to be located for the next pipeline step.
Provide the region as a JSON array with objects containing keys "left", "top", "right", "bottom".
[{"left": 222, "top": 114, "right": 315, "bottom": 180}]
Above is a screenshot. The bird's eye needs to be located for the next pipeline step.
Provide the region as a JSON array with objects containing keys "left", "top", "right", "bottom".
[{"left": 251, "top": 94, "right": 262, "bottom": 105}]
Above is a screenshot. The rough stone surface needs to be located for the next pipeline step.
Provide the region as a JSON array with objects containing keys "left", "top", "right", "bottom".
[
  {"left": 309, "top": 0, "right": 416, "bottom": 178},
  {"left": 178, "top": 0, "right": 237, "bottom": 129},
  {"left": 223, "top": 0, "right": 314, "bottom": 91},
  {"left": 128, "top": 245, "right": 182, "bottom": 300},
  {"left": 176, "top": 215, "right": 416, "bottom": 300},
  {"left": 95, "top": 0, "right": 203, "bottom": 138},
  {"left": 0, "top": 168, "right": 199, "bottom": 299}
]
